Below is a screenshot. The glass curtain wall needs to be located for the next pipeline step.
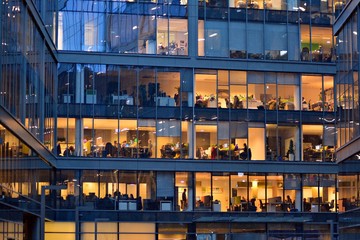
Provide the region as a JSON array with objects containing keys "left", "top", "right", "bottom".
[
  {"left": 337, "top": 10, "right": 359, "bottom": 147},
  {"left": 1, "top": 1, "right": 57, "bottom": 148},
  {"left": 338, "top": 174, "right": 359, "bottom": 212},
  {"left": 58, "top": 65, "right": 188, "bottom": 158},
  {"left": 56, "top": 65, "right": 335, "bottom": 161},
  {"left": 1, "top": 0, "right": 23, "bottom": 119},
  {"left": 58, "top": 0, "right": 188, "bottom": 54},
  {"left": 52, "top": 170, "right": 339, "bottom": 213},
  {"left": 230, "top": 173, "right": 248, "bottom": 211},
  {"left": 199, "top": 0, "right": 332, "bottom": 61}
]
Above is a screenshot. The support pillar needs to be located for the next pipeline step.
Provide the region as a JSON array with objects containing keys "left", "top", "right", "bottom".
[{"left": 75, "top": 119, "right": 84, "bottom": 156}]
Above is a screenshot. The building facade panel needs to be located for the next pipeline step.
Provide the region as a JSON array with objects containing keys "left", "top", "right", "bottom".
[{"left": 3, "top": 0, "right": 360, "bottom": 238}]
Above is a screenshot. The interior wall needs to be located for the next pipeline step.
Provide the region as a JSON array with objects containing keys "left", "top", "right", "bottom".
[{"left": 249, "top": 128, "right": 265, "bottom": 160}]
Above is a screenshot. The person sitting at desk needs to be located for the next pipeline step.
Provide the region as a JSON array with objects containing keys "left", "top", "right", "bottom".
[
  {"left": 196, "top": 147, "right": 207, "bottom": 159},
  {"left": 119, "top": 141, "right": 127, "bottom": 157},
  {"left": 239, "top": 143, "right": 252, "bottom": 160},
  {"left": 104, "top": 142, "right": 113, "bottom": 157},
  {"left": 268, "top": 98, "right": 277, "bottom": 110},
  {"left": 233, "top": 95, "right": 242, "bottom": 109},
  {"left": 112, "top": 141, "right": 119, "bottom": 156},
  {"left": 63, "top": 146, "right": 75, "bottom": 157},
  {"left": 248, "top": 198, "right": 257, "bottom": 211}
]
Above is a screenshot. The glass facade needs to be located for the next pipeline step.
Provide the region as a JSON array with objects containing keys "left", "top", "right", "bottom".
[
  {"left": 0, "top": 0, "right": 57, "bottom": 149},
  {"left": 336, "top": 10, "right": 360, "bottom": 147},
  {"left": 334, "top": 2, "right": 360, "bottom": 238},
  {"left": 58, "top": 0, "right": 188, "bottom": 54},
  {"left": 199, "top": 0, "right": 334, "bottom": 61},
  {"left": 1, "top": 0, "right": 360, "bottom": 239},
  {"left": 57, "top": 64, "right": 336, "bottom": 162}
]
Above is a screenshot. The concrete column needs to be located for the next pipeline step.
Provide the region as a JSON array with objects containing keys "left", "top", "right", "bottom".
[
  {"left": 187, "top": 121, "right": 194, "bottom": 159},
  {"left": 187, "top": 0, "right": 198, "bottom": 58},
  {"left": 295, "top": 190, "right": 302, "bottom": 210},
  {"left": 295, "top": 126, "right": 301, "bottom": 161},
  {"left": 187, "top": 173, "right": 194, "bottom": 211},
  {"left": 75, "top": 119, "right": 84, "bottom": 156},
  {"left": 294, "top": 84, "right": 300, "bottom": 110},
  {"left": 75, "top": 66, "right": 84, "bottom": 104}
]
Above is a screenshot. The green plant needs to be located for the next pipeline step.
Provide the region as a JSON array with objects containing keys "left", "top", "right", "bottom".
[{"left": 238, "top": 95, "right": 246, "bottom": 101}]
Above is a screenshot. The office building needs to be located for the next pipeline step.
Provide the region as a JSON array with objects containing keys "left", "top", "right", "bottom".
[
  {"left": 0, "top": 0, "right": 358, "bottom": 239},
  {"left": 333, "top": 0, "right": 360, "bottom": 238}
]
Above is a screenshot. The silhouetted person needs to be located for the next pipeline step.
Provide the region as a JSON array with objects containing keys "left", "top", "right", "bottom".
[
  {"left": 182, "top": 189, "right": 187, "bottom": 210},
  {"left": 303, "top": 198, "right": 311, "bottom": 212}
]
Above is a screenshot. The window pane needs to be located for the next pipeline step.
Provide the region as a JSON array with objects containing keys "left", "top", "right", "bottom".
[
  {"left": 247, "top": 23, "right": 263, "bottom": 59},
  {"left": 205, "top": 21, "right": 228, "bottom": 57}
]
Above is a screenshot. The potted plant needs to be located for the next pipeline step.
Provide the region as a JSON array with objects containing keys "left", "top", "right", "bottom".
[{"left": 287, "top": 139, "right": 295, "bottom": 161}]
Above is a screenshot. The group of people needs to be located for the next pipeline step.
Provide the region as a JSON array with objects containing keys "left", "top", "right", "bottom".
[
  {"left": 206, "top": 143, "right": 252, "bottom": 160},
  {"left": 105, "top": 139, "right": 153, "bottom": 158},
  {"left": 225, "top": 95, "right": 244, "bottom": 109},
  {"left": 94, "top": 192, "right": 143, "bottom": 210},
  {"left": 54, "top": 140, "right": 252, "bottom": 160},
  {"left": 53, "top": 142, "right": 75, "bottom": 156}
]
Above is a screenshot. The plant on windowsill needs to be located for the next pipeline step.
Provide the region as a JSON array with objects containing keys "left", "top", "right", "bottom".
[{"left": 287, "top": 139, "right": 295, "bottom": 161}]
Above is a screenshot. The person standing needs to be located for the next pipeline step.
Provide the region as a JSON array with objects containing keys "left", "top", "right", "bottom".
[
  {"left": 182, "top": 189, "right": 187, "bottom": 210},
  {"left": 53, "top": 142, "right": 61, "bottom": 156}
]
